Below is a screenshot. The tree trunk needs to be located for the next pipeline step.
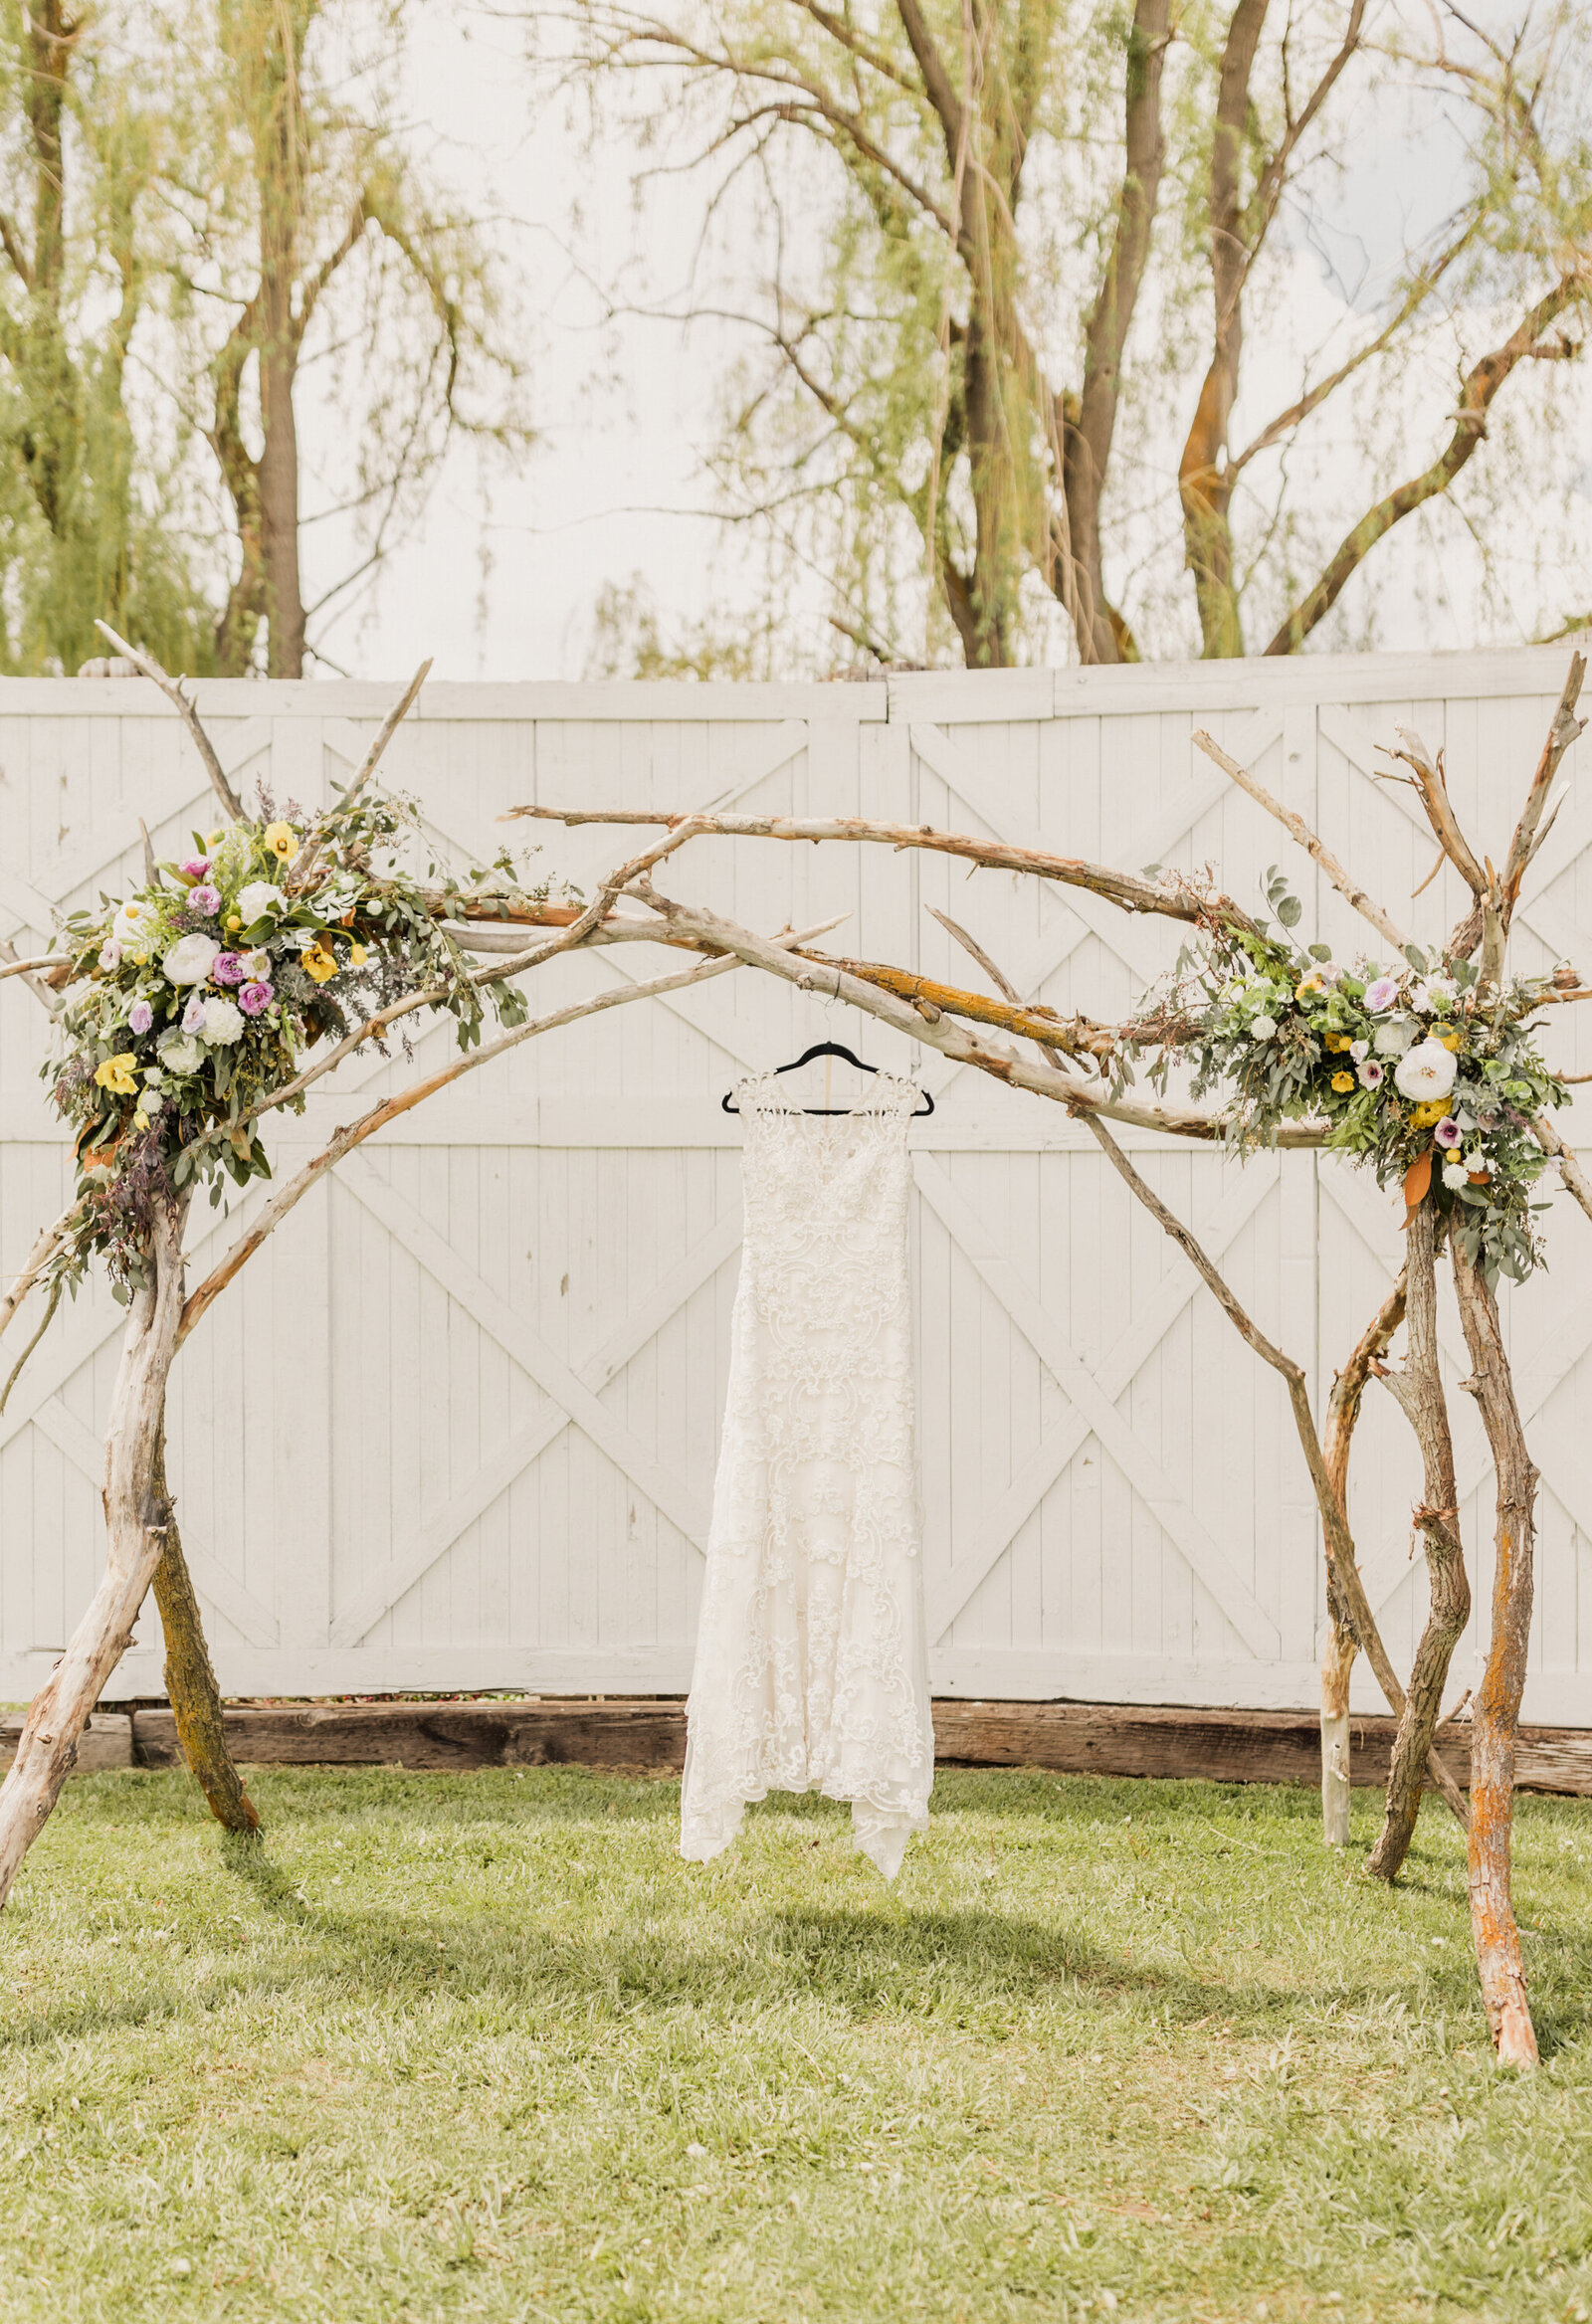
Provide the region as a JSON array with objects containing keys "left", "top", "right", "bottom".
[
  {"left": 0, "top": 1199, "right": 189, "bottom": 1908},
  {"left": 1319, "top": 1266, "right": 1407, "bottom": 1842},
  {"left": 1449, "top": 1228, "right": 1540, "bottom": 2066},
  {"left": 149, "top": 1427, "right": 260, "bottom": 1836},
  {"left": 1368, "top": 1201, "right": 1470, "bottom": 1880}
]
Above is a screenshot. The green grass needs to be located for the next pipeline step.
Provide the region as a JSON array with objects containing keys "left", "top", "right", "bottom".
[{"left": 1, "top": 1767, "right": 1590, "bottom": 2323}]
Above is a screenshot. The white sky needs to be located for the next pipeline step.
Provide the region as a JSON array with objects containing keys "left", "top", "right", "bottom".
[{"left": 300, "top": 5, "right": 1590, "bottom": 682}]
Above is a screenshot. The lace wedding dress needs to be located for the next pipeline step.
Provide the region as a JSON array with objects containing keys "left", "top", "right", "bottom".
[{"left": 680, "top": 1070, "right": 933, "bottom": 1879}]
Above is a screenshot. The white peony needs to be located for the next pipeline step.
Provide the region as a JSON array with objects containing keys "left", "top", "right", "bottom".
[
  {"left": 200, "top": 995, "right": 244, "bottom": 1045},
  {"left": 1442, "top": 1161, "right": 1469, "bottom": 1191},
  {"left": 162, "top": 933, "right": 220, "bottom": 987},
  {"left": 112, "top": 896, "right": 158, "bottom": 948},
  {"left": 157, "top": 1031, "right": 203, "bottom": 1074},
  {"left": 236, "top": 880, "right": 283, "bottom": 927},
  {"left": 1393, "top": 1039, "right": 1458, "bottom": 1102},
  {"left": 1250, "top": 1015, "right": 1278, "bottom": 1042}
]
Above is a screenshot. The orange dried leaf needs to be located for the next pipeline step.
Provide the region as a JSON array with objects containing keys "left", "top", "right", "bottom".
[{"left": 1402, "top": 1148, "right": 1433, "bottom": 1221}]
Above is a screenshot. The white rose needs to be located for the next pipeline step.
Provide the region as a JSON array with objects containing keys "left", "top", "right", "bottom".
[
  {"left": 1250, "top": 1015, "right": 1278, "bottom": 1042},
  {"left": 236, "top": 879, "right": 284, "bottom": 927},
  {"left": 1442, "top": 1161, "right": 1469, "bottom": 1191},
  {"left": 1393, "top": 1039, "right": 1458, "bottom": 1102},
  {"left": 112, "top": 896, "right": 158, "bottom": 948},
  {"left": 1350, "top": 1038, "right": 1369, "bottom": 1061},
  {"left": 157, "top": 1031, "right": 203, "bottom": 1074},
  {"left": 1374, "top": 1018, "right": 1415, "bottom": 1057},
  {"left": 200, "top": 995, "right": 244, "bottom": 1046},
  {"left": 162, "top": 933, "right": 220, "bottom": 987}
]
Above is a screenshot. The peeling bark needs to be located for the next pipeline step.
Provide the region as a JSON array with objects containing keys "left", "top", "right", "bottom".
[
  {"left": 1368, "top": 1202, "right": 1470, "bottom": 1881},
  {"left": 1450, "top": 1227, "right": 1541, "bottom": 2066},
  {"left": 0, "top": 1199, "right": 188, "bottom": 1908}
]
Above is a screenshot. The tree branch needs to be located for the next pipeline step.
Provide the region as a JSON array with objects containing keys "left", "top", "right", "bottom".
[
  {"left": 93, "top": 622, "right": 245, "bottom": 822},
  {"left": 1193, "top": 728, "right": 1408, "bottom": 952},
  {"left": 1266, "top": 270, "right": 1591, "bottom": 656}
]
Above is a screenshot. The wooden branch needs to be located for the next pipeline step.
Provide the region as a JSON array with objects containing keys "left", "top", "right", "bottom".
[
  {"left": 288, "top": 659, "right": 433, "bottom": 891},
  {"left": 637, "top": 883, "right": 1325, "bottom": 1144},
  {"left": 0, "top": 935, "right": 65, "bottom": 1014},
  {"left": 509, "top": 803, "right": 1265, "bottom": 937},
  {"left": 796, "top": 949, "right": 1119, "bottom": 1061},
  {"left": 1193, "top": 728, "right": 1408, "bottom": 952},
  {"left": 1320, "top": 1267, "right": 1409, "bottom": 1841},
  {"left": 1369, "top": 1200, "right": 1471, "bottom": 1878},
  {"left": 94, "top": 622, "right": 244, "bottom": 823},
  {"left": 1530, "top": 1113, "right": 1592, "bottom": 1229},
  {"left": 1450, "top": 1226, "right": 1542, "bottom": 2066},
  {"left": 0, "top": 1199, "right": 189, "bottom": 1909},
  {"left": 178, "top": 911, "right": 827, "bottom": 1345},
  {"left": 1387, "top": 727, "right": 1489, "bottom": 901},
  {"left": 149, "top": 1426, "right": 258, "bottom": 1835},
  {"left": 0, "top": 952, "right": 70, "bottom": 981},
  {"left": 1497, "top": 653, "right": 1587, "bottom": 931},
  {"left": 0, "top": 1203, "right": 82, "bottom": 1345}
]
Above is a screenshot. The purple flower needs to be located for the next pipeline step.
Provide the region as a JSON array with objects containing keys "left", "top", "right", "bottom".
[
  {"left": 182, "top": 992, "right": 207, "bottom": 1034},
  {"left": 99, "top": 938, "right": 122, "bottom": 970},
  {"left": 1364, "top": 976, "right": 1399, "bottom": 1012},
  {"left": 1357, "top": 1059, "right": 1385, "bottom": 1088},
  {"left": 211, "top": 950, "right": 245, "bottom": 986},
  {"left": 1433, "top": 1115, "right": 1462, "bottom": 1149},
  {"left": 179, "top": 857, "right": 212, "bottom": 881},
  {"left": 127, "top": 999, "right": 153, "bottom": 1036},
  {"left": 238, "top": 979, "right": 274, "bottom": 1016},
  {"left": 190, "top": 883, "right": 222, "bottom": 917}
]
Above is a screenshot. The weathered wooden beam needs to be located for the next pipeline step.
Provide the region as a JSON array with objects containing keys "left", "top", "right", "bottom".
[{"left": 111, "top": 1697, "right": 1592, "bottom": 1798}]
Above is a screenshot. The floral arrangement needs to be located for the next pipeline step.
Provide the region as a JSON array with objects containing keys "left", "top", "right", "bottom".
[
  {"left": 46, "top": 789, "right": 545, "bottom": 1295},
  {"left": 1122, "top": 870, "right": 1571, "bottom": 1283}
]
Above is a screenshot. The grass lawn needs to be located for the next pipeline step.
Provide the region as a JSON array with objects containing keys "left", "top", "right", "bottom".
[{"left": 0, "top": 1766, "right": 1589, "bottom": 2322}]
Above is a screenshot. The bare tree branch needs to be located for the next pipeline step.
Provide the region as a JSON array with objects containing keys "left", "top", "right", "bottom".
[
  {"left": 93, "top": 621, "right": 245, "bottom": 822},
  {"left": 1193, "top": 727, "right": 1408, "bottom": 951}
]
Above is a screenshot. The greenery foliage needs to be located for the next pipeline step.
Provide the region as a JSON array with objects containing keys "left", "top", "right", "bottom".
[
  {"left": 46, "top": 786, "right": 537, "bottom": 1295},
  {"left": 1122, "top": 873, "right": 1571, "bottom": 1284}
]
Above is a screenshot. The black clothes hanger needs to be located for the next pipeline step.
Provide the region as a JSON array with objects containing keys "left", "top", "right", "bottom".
[{"left": 721, "top": 1039, "right": 934, "bottom": 1116}]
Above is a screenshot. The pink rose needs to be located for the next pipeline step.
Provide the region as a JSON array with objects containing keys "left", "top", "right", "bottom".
[
  {"left": 190, "top": 883, "right": 222, "bottom": 916},
  {"left": 179, "top": 858, "right": 212, "bottom": 880},
  {"left": 238, "top": 980, "right": 274, "bottom": 1016},
  {"left": 211, "top": 951, "right": 245, "bottom": 985},
  {"left": 128, "top": 999, "right": 153, "bottom": 1036}
]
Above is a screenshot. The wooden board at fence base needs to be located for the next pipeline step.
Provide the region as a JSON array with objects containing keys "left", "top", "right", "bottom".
[
  {"left": 128, "top": 1697, "right": 690, "bottom": 1775},
  {"left": 104, "top": 1697, "right": 1592, "bottom": 1796},
  {"left": 0, "top": 1711, "right": 133, "bottom": 1773}
]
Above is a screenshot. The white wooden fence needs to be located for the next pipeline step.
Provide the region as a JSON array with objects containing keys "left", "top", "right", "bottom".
[{"left": 2, "top": 651, "right": 1589, "bottom": 1722}]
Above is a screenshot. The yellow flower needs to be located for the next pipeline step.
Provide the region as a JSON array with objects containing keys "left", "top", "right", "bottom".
[
  {"left": 1435, "top": 1029, "right": 1462, "bottom": 1052},
  {"left": 1331, "top": 1070, "right": 1355, "bottom": 1093},
  {"left": 302, "top": 940, "right": 339, "bottom": 984},
  {"left": 1324, "top": 1032, "right": 1352, "bottom": 1053},
  {"left": 349, "top": 941, "right": 366, "bottom": 965},
  {"left": 226, "top": 913, "right": 242, "bottom": 931},
  {"left": 95, "top": 1054, "right": 139, "bottom": 1095},
  {"left": 132, "top": 1110, "right": 149, "bottom": 1132},
  {"left": 1294, "top": 976, "right": 1325, "bottom": 1001},
  {"left": 264, "top": 821, "right": 299, "bottom": 864},
  {"left": 1411, "top": 1097, "right": 1451, "bottom": 1128},
  {"left": 131, "top": 951, "right": 148, "bottom": 966},
  {"left": 205, "top": 831, "right": 222, "bottom": 848}
]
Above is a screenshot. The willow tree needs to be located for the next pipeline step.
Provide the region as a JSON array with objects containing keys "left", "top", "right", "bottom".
[
  {"left": 0, "top": 2, "right": 217, "bottom": 672},
  {"left": 152, "top": 0, "right": 526, "bottom": 676},
  {"left": 558, "top": 0, "right": 1592, "bottom": 666}
]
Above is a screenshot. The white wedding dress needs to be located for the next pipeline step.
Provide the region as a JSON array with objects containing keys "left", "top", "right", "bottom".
[{"left": 680, "top": 1071, "right": 933, "bottom": 1878}]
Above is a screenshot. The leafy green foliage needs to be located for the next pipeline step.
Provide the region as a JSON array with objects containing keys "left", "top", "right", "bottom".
[{"left": 1124, "top": 875, "right": 1570, "bottom": 1283}]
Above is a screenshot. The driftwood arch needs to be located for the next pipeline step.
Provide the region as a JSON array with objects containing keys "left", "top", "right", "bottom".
[{"left": 0, "top": 633, "right": 1585, "bottom": 2070}]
